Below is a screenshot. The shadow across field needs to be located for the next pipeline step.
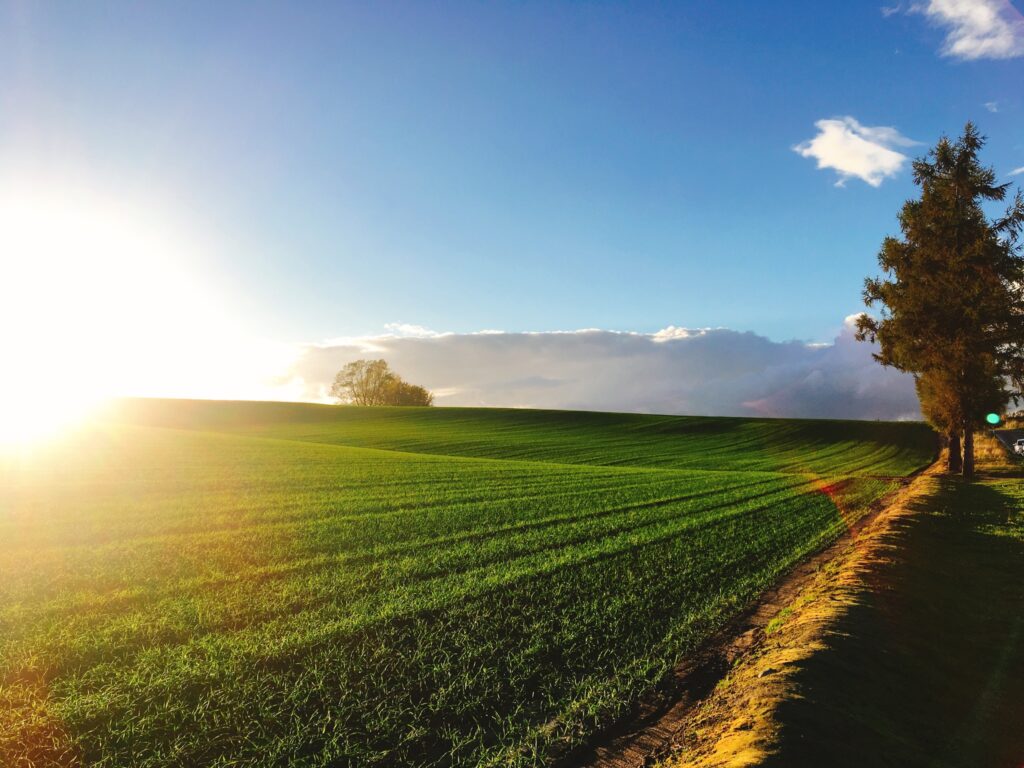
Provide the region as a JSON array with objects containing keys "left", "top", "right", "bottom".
[{"left": 762, "top": 473, "right": 1024, "bottom": 768}]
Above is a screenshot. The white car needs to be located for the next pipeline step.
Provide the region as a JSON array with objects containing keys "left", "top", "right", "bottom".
[{"left": 1014, "top": 439, "right": 1024, "bottom": 455}]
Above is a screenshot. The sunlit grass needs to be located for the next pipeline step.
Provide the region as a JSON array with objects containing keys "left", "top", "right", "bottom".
[{"left": 0, "top": 402, "right": 934, "bottom": 766}]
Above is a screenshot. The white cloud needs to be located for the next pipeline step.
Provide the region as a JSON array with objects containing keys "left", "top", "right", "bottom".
[
  {"left": 285, "top": 318, "right": 921, "bottom": 421},
  {"left": 1010, "top": 166, "right": 1024, "bottom": 176},
  {"left": 985, "top": 100, "right": 1000, "bottom": 112},
  {"left": 916, "top": 0, "right": 1024, "bottom": 59},
  {"left": 882, "top": 4, "right": 903, "bottom": 17},
  {"left": 382, "top": 323, "right": 447, "bottom": 338},
  {"left": 651, "top": 325, "right": 713, "bottom": 342},
  {"left": 794, "top": 117, "right": 917, "bottom": 187}
]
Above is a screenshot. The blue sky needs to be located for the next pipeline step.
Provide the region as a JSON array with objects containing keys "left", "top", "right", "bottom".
[{"left": 1, "top": 1, "right": 1023, "bottom": 413}]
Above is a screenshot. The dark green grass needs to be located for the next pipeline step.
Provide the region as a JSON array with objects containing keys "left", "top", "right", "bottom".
[
  {"left": 108, "top": 398, "right": 935, "bottom": 475},
  {"left": 0, "top": 402, "right": 934, "bottom": 766},
  {"left": 763, "top": 461, "right": 1024, "bottom": 768}
]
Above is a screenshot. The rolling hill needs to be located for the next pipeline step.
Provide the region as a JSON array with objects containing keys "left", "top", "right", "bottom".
[{"left": 0, "top": 400, "right": 934, "bottom": 766}]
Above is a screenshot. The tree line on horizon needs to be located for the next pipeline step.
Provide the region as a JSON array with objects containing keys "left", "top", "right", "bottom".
[{"left": 857, "top": 123, "right": 1024, "bottom": 479}]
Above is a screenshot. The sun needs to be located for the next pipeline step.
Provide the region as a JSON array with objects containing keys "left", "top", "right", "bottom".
[{"left": 0, "top": 178, "right": 237, "bottom": 450}]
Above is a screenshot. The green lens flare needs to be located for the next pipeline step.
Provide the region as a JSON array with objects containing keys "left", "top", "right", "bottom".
[{"left": 986, "top": 412, "right": 1001, "bottom": 425}]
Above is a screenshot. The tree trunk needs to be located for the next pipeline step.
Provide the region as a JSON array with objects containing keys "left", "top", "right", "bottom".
[
  {"left": 963, "top": 424, "right": 974, "bottom": 479},
  {"left": 947, "top": 430, "right": 963, "bottom": 474}
]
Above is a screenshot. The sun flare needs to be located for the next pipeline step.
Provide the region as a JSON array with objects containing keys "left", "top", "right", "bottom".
[{"left": 0, "top": 178, "right": 258, "bottom": 448}]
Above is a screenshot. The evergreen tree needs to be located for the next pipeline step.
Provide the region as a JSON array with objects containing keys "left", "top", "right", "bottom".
[{"left": 856, "top": 124, "right": 1024, "bottom": 478}]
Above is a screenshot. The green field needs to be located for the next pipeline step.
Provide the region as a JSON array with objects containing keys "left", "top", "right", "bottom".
[{"left": 0, "top": 400, "right": 934, "bottom": 767}]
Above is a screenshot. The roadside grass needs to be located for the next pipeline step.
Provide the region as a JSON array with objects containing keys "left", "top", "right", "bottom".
[
  {"left": 0, "top": 402, "right": 934, "bottom": 766},
  {"left": 766, "top": 469, "right": 1024, "bottom": 767},
  {"left": 665, "top": 434, "right": 1024, "bottom": 768}
]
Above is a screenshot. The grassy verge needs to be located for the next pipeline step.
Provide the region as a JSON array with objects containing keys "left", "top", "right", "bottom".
[{"left": 663, "top": 435, "right": 1024, "bottom": 767}]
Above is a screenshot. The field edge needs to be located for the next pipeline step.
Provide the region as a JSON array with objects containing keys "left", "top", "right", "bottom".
[{"left": 571, "top": 459, "right": 940, "bottom": 768}]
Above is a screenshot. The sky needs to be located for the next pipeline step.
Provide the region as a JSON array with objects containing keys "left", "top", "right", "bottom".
[{"left": 1, "top": 1, "right": 1023, "bottom": 420}]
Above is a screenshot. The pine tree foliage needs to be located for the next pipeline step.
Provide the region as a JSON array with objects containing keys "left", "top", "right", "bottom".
[{"left": 856, "top": 123, "right": 1024, "bottom": 477}]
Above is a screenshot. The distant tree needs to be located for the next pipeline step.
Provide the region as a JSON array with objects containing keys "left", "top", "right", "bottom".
[
  {"left": 330, "top": 359, "right": 434, "bottom": 406},
  {"left": 856, "top": 123, "right": 1024, "bottom": 478},
  {"left": 382, "top": 378, "right": 434, "bottom": 406},
  {"left": 330, "top": 359, "right": 394, "bottom": 405}
]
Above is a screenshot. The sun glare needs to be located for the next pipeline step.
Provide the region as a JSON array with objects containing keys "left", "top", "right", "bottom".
[{"left": 0, "top": 177, "right": 266, "bottom": 450}]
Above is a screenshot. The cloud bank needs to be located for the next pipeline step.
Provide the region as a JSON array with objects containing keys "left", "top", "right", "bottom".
[
  {"left": 916, "top": 0, "right": 1024, "bottom": 60},
  {"left": 286, "top": 316, "right": 921, "bottom": 421},
  {"left": 794, "top": 117, "right": 916, "bottom": 187}
]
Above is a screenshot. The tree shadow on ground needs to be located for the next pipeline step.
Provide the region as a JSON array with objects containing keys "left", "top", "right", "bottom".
[{"left": 762, "top": 474, "right": 1024, "bottom": 768}]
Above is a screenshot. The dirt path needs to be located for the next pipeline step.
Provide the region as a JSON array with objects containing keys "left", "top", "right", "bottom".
[{"left": 567, "top": 471, "right": 930, "bottom": 768}]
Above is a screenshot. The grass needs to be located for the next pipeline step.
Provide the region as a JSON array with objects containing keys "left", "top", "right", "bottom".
[
  {"left": 663, "top": 434, "right": 1024, "bottom": 768},
  {"left": 0, "top": 400, "right": 934, "bottom": 767},
  {"left": 760, "top": 440, "right": 1024, "bottom": 768},
  {"left": 108, "top": 399, "right": 933, "bottom": 476}
]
